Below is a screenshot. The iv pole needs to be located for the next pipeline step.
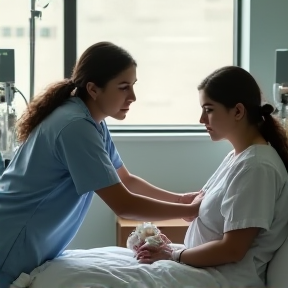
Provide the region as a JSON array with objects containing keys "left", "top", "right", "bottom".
[{"left": 29, "top": 0, "right": 51, "bottom": 102}]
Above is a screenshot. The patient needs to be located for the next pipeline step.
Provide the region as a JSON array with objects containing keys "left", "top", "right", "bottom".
[{"left": 136, "top": 66, "right": 288, "bottom": 287}]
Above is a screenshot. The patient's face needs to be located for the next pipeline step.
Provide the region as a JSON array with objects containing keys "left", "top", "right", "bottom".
[{"left": 198, "top": 90, "right": 236, "bottom": 141}]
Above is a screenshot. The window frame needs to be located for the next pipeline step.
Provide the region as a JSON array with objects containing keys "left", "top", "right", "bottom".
[{"left": 63, "top": 0, "right": 241, "bottom": 134}]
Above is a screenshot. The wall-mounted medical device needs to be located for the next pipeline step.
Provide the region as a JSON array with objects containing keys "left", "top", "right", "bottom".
[
  {"left": 273, "top": 49, "right": 288, "bottom": 123},
  {"left": 0, "top": 49, "right": 17, "bottom": 166}
]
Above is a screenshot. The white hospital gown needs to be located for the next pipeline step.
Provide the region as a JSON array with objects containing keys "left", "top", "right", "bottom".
[{"left": 184, "top": 144, "right": 288, "bottom": 287}]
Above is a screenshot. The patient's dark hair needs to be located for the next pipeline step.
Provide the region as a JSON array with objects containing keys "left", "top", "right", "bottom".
[
  {"left": 198, "top": 65, "right": 288, "bottom": 171},
  {"left": 17, "top": 41, "right": 137, "bottom": 142}
]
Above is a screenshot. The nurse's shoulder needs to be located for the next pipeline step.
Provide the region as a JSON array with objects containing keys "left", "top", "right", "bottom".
[{"left": 39, "top": 97, "right": 93, "bottom": 140}]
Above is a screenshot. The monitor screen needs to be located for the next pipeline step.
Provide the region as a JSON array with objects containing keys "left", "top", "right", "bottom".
[{"left": 0, "top": 49, "right": 15, "bottom": 83}]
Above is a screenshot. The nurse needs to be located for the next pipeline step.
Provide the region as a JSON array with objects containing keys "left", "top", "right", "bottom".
[{"left": 0, "top": 42, "right": 203, "bottom": 287}]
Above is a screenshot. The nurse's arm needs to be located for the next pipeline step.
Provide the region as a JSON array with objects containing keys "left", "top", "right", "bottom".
[
  {"left": 179, "top": 227, "right": 260, "bottom": 267},
  {"left": 96, "top": 182, "right": 199, "bottom": 222},
  {"left": 117, "top": 165, "right": 195, "bottom": 203}
]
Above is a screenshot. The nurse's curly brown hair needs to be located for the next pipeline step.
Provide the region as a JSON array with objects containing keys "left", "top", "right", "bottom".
[
  {"left": 16, "top": 41, "right": 136, "bottom": 143},
  {"left": 16, "top": 80, "right": 75, "bottom": 143}
]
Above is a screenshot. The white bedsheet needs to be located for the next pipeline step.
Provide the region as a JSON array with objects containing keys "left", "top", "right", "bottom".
[{"left": 15, "top": 246, "right": 231, "bottom": 288}]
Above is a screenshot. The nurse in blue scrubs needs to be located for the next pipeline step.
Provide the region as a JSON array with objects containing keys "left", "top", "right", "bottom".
[{"left": 0, "top": 42, "right": 202, "bottom": 287}]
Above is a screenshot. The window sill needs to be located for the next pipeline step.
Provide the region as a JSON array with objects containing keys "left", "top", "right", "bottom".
[{"left": 111, "top": 131, "right": 210, "bottom": 142}]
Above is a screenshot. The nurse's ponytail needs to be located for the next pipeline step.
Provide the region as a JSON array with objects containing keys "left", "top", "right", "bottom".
[
  {"left": 16, "top": 79, "right": 75, "bottom": 142},
  {"left": 16, "top": 41, "right": 136, "bottom": 142}
]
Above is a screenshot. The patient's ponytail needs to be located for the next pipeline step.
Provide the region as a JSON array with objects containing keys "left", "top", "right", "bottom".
[
  {"left": 259, "top": 107, "right": 288, "bottom": 171},
  {"left": 16, "top": 79, "right": 75, "bottom": 142}
]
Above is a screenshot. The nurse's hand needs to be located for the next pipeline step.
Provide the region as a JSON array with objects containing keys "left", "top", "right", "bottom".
[{"left": 180, "top": 191, "right": 205, "bottom": 222}]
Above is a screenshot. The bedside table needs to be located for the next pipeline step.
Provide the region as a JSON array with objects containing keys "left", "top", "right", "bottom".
[{"left": 116, "top": 217, "right": 189, "bottom": 247}]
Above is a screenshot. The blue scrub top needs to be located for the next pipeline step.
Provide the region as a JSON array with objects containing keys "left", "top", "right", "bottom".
[{"left": 0, "top": 97, "right": 123, "bottom": 287}]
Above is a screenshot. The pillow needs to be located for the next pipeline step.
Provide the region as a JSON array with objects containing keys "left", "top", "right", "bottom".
[{"left": 266, "top": 236, "right": 288, "bottom": 288}]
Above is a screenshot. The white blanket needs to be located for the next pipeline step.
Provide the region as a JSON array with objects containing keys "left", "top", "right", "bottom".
[{"left": 13, "top": 246, "right": 231, "bottom": 288}]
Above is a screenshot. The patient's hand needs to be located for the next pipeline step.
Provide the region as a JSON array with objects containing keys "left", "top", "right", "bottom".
[
  {"left": 136, "top": 242, "right": 173, "bottom": 264},
  {"left": 180, "top": 191, "right": 205, "bottom": 222}
]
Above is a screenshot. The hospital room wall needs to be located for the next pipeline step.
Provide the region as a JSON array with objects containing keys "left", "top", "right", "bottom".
[{"left": 67, "top": 0, "right": 288, "bottom": 249}]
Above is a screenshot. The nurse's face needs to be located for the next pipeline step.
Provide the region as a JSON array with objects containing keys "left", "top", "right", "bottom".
[{"left": 86, "top": 65, "right": 137, "bottom": 122}]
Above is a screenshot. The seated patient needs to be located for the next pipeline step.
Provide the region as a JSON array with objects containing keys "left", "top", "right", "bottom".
[{"left": 137, "top": 66, "right": 288, "bottom": 287}]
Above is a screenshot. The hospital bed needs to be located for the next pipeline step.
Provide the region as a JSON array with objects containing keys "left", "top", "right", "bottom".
[{"left": 11, "top": 236, "right": 288, "bottom": 288}]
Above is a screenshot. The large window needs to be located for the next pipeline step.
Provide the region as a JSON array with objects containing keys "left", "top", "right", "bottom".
[
  {"left": 77, "top": 0, "right": 235, "bottom": 126},
  {"left": 1, "top": 0, "right": 64, "bottom": 117},
  {"left": 3, "top": 0, "right": 235, "bottom": 127}
]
